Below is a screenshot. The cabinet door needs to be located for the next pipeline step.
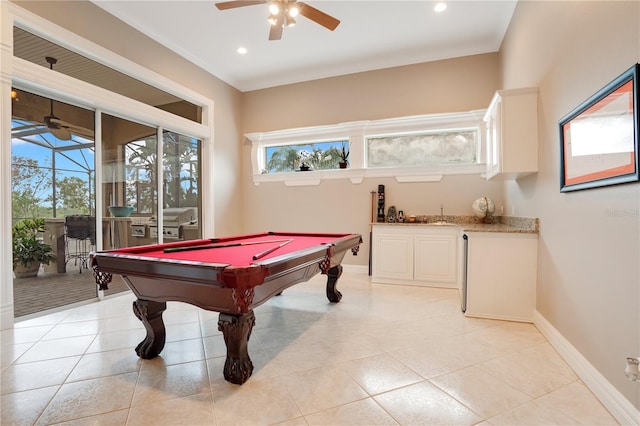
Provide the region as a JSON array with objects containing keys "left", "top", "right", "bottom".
[
  {"left": 414, "top": 234, "right": 457, "bottom": 287},
  {"left": 485, "top": 98, "right": 502, "bottom": 179},
  {"left": 372, "top": 233, "right": 413, "bottom": 281},
  {"left": 465, "top": 233, "right": 537, "bottom": 321},
  {"left": 483, "top": 88, "right": 538, "bottom": 180}
]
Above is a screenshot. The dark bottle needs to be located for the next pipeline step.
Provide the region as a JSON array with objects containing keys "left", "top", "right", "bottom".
[{"left": 377, "top": 184, "right": 385, "bottom": 222}]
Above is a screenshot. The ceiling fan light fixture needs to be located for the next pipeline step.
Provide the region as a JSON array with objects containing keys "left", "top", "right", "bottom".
[
  {"left": 268, "top": 2, "right": 280, "bottom": 15},
  {"left": 285, "top": 15, "right": 296, "bottom": 27},
  {"left": 267, "top": 13, "right": 278, "bottom": 25},
  {"left": 434, "top": 2, "right": 447, "bottom": 13},
  {"left": 288, "top": 5, "right": 299, "bottom": 17}
]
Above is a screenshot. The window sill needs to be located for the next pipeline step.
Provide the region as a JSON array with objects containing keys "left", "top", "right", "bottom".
[{"left": 252, "top": 164, "right": 485, "bottom": 186}]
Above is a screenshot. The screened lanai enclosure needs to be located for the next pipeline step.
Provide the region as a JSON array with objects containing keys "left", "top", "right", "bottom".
[{"left": 12, "top": 92, "right": 96, "bottom": 222}]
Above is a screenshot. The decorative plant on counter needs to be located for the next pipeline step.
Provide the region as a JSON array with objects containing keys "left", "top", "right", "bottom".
[
  {"left": 12, "top": 218, "right": 56, "bottom": 278},
  {"left": 338, "top": 143, "right": 349, "bottom": 168}
]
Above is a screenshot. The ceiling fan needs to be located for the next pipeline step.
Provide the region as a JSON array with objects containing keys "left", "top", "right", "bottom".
[
  {"left": 215, "top": 0, "right": 340, "bottom": 40},
  {"left": 13, "top": 57, "right": 95, "bottom": 141}
]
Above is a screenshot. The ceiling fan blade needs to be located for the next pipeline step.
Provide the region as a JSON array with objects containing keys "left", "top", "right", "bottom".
[
  {"left": 215, "top": 1, "right": 264, "bottom": 10},
  {"left": 269, "top": 20, "right": 283, "bottom": 40},
  {"left": 50, "top": 126, "right": 72, "bottom": 141},
  {"left": 65, "top": 126, "right": 94, "bottom": 138},
  {"left": 49, "top": 118, "right": 95, "bottom": 138},
  {"left": 298, "top": 2, "right": 340, "bottom": 31}
]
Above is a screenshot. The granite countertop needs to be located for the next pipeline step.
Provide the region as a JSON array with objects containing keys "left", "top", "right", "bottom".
[{"left": 372, "top": 215, "right": 539, "bottom": 234}]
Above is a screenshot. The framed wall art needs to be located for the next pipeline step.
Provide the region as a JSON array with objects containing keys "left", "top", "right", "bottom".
[{"left": 559, "top": 63, "right": 639, "bottom": 192}]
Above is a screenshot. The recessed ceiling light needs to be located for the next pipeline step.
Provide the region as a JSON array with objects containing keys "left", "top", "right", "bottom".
[
  {"left": 434, "top": 2, "right": 447, "bottom": 12},
  {"left": 237, "top": 46, "right": 247, "bottom": 55}
]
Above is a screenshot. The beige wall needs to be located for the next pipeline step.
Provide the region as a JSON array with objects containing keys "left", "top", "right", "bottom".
[
  {"left": 500, "top": 1, "right": 639, "bottom": 409},
  {"left": 12, "top": 0, "right": 245, "bottom": 237},
  {"left": 243, "top": 53, "right": 500, "bottom": 132},
  {"left": 12, "top": 0, "right": 639, "bottom": 411},
  {"left": 241, "top": 54, "right": 505, "bottom": 266}
]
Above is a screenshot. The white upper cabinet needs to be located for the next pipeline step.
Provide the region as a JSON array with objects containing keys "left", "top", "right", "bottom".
[{"left": 483, "top": 88, "right": 539, "bottom": 180}]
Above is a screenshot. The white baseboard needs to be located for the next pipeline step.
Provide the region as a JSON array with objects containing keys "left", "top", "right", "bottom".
[{"left": 533, "top": 311, "right": 640, "bottom": 425}]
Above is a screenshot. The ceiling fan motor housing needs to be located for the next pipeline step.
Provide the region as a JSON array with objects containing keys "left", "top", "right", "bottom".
[{"left": 215, "top": 0, "right": 340, "bottom": 40}]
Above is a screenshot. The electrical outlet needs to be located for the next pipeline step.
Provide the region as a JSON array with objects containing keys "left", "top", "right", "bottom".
[{"left": 625, "top": 357, "right": 639, "bottom": 381}]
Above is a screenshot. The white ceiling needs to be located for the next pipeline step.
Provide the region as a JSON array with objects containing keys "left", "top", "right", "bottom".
[{"left": 91, "top": 0, "right": 517, "bottom": 92}]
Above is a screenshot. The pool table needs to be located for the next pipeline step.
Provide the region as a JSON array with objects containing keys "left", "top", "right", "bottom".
[{"left": 90, "top": 231, "right": 361, "bottom": 384}]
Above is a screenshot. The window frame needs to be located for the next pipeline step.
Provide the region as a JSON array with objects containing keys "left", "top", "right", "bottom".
[
  {"left": 247, "top": 111, "right": 486, "bottom": 186},
  {"left": 4, "top": 2, "right": 214, "bottom": 236}
]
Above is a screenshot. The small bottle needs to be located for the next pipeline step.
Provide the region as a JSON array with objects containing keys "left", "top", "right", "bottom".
[
  {"left": 398, "top": 210, "right": 405, "bottom": 222},
  {"left": 377, "top": 185, "right": 385, "bottom": 222}
]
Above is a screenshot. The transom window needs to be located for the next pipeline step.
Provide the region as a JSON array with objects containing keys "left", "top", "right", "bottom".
[
  {"left": 367, "top": 129, "right": 478, "bottom": 168},
  {"left": 247, "top": 111, "right": 485, "bottom": 186},
  {"left": 265, "top": 140, "right": 349, "bottom": 172}
]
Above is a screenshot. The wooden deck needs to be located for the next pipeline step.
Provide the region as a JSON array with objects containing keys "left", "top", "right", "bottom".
[{"left": 13, "top": 266, "right": 130, "bottom": 318}]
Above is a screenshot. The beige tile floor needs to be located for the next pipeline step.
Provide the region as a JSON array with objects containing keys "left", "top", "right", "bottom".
[{"left": 1, "top": 271, "right": 618, "bottom": 425}]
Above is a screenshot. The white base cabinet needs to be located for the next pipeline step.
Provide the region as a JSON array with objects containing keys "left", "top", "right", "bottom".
[
  {"left": 414, "top": 234, "right": 458, "bottom": 285},
  {"left": 372, "top": 225, "right": 461, "bottom": 288},
  {"left": 465, "top": 232, "right": 537, "bottom": 322},
  {"left": 372, "top": 232, "right": 414, "bottom": 281}
]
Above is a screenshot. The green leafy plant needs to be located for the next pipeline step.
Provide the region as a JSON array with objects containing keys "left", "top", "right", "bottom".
[
  {"left": 339, "top": 143, "right": 350, "bottom": 162},
  {"left": 12, "top": 219, "right": 56, "bottom": 269}
]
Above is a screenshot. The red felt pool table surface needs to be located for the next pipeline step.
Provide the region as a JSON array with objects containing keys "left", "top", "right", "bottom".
[
  {"left": 112, "top": 232, "right": 346, "bottom": 267},
  {"left": 91, "top": 232, "right": 362, "bottom": 296}
]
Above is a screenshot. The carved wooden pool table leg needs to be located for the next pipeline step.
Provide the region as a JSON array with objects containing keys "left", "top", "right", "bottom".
[
  {"left": 326, "top": 264, "right": 343, "bottom": 303},
  {"left": 218, "top": 311, "right": 256, "bottom": 385},
  {"left": 132, "top": 299, "right": 167, "bottom": 359}
]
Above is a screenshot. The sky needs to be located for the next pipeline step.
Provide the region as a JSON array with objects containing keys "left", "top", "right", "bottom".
[{"left": 12, "top": 119, "right": 95, "bottom": 181}]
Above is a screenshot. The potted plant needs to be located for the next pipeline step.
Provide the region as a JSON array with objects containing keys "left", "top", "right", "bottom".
[
  {"left": 338, "top": 143, "right": 349, "bottom": 169},
  {"left": 12, "top": 219, "right": 56, "bottom": 278}
]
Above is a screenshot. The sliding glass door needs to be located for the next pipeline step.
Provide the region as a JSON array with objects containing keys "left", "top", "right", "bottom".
[
  {"left": 11, "top": 90, "right": 103, "bottom": 317},
  {"left": 102, "top": 114, "right": 157, "bottom": 249},
  {"left": 103, "top": 115, "right": 202, "bottom": 249},
  {"left": 5, "top": 14, "right": 211, "bottom": 323},
  {"left": 11, "top": 100, "right": 204, "bottom": 319},
  {"left": 161, "top": 131, "right": 202, "bottom": 241}
]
